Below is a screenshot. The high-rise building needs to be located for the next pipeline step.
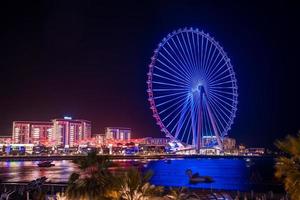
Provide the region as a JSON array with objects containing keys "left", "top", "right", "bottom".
[
  {"left": 93, "top": 134, "right": 106, "bottom": 145},
  {"left": 0, "top": 136, "right": 12, "bottom": 144},
  {"left": 52, "top": 118, "right": 91, "bottom": 147},
  {"left": 105, "top": 127, "right": 131, "bottom": 141},
  {"left": 12, "top": 118, "right": 91, "bottom": 147},
  {"left": 223, "top": 137, "right": 236, "bottom": 150},
  {"left": 12, "top": 121, "right": 52, "bottom": 144}
]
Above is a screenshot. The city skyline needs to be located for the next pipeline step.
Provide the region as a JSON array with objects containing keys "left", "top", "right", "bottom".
[{"left": 0, "top": 1, "right": 299, "bottom": 148}]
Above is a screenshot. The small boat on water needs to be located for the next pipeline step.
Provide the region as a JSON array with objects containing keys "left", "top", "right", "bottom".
[
  {"left": 185, "top": 169, "right": 214, "bottom": 184},
  {"left": 38, "top": 161, "right": 55, "bottom": 167}
]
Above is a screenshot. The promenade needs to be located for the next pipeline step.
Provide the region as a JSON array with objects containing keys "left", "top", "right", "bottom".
[{"left": 0, "top": 154, "right": 269, "bottom": 161}]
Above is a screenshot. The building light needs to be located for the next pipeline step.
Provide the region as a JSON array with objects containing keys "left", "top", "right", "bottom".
[{"left": 64, "top": 116, "right": 72, "bottom": 120}]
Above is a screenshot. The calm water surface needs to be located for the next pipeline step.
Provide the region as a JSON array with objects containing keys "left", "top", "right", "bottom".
[{"left": 0, "top": 157, "right": 279, "bottom": 191}]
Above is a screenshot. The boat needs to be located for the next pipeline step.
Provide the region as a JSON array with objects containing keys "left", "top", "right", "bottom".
[
  {"left": 185, "top": 169, "right": 214, "bottom": 184},
  {"left": 38, "top": 161, "right": 55, "bottom": 167}
]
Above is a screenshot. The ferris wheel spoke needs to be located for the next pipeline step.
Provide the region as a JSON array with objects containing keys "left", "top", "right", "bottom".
[
  {"left": 206, "top": 99, "right": 227, "bottom": 134},
  {"left": 185, "top": 31, "right": 197, "bottom": 71},
  {"left": 204, "top": 104, "right": 214, "bottom": 137},
  {"left": 191, "top": 32, "right": 199, "bottom": 71},
  {"left": 159, "top": 95, "right": 187, "bottom": 114},
  {"left": 204, "top": 44, "right": 217, "bottom": 76},
  {"left": 208, "top": 90, "right": 236, "bottom": 103},
  {"left": 175, "top": 35, "right": 195, "bottom": 73},
  {"left": 161, "top": 98, "right": 188, "bottom": 122},
  {"left": 186, "top": 97, "right": 198, "bottom": 145},
  {"left": 154, "top": 64, "right": 187, "bottom": 84},
  {"left": 202, "top": 36, "right": 209, "bottom": 71},
  {"left": 159, "top": 51, "right": 191, "bottom": 82},
  {"left": 209, "top": 88, "right": 237, "bottom": 99},
  {"left": 152, "top": 88, "right": 187, "bottom": 92},
  {"left": 168, "top": 39, "right": 194, "bottom": 76},
  {"left": 154, "top": 90, "right": 188, "bottom": 100},
  {"left": 208, "top": 91, "right": 236, "bottom": 110},
  {"left": 210, "top": 86, "right": 237, "bottom": 89},
  {"left": 161, "top": 105, "right": 186, "bottom": 125},
  {"left": 200, "top": 34, "right": 204, "bottom": 71},
  {"left": 203, "top": 97, "right": 224, "bottom": 143},
  {"left": 171, "top": 98, "right": 189, "bottom": 137},
  {"left": 208, "top": 67, "right": 231, "bottom": 84},
  {"left": 206, "top": 56, "right": 225, "bottom": 80},
  {"left": 203, "top": 100, "right": 211, "bottom": 137},
  {"left": 166, "top": 42, "right": 193, "bottom": 78},
  {"left": 202, "top": 102, "right": 211, "bottom": 137},
  {"left": 159, "top": 53, "right": 189, "bottom": 80},
  {"left": 155, "top": 59, "right": 191, "bottom": 82},
  {"left": 207, "top": 58, "right": 229, "bottom": 81},
  {"left": 158, "top": 96, "right": 188, "bottom": 116},
  {"left": 208, "top": 94, "right": 232, "bottom": 121},
  {"left": 197, "top": 32, "right": 200, "bottom": 70},
  {"left": 210, "top": 80, "right": 236, "bottom": 87},
  {"left": 209, "top": 72, "right": 233, "bottom": 85},
  {"left": 203, "top": 38, "right": 213, "bottom": 73},
  {"left": 156, "top": 92, "right": 187, "bottom": 108},
  {"left": 161, "top": 46, "right": 192, "bottom": 79},
  {"left": 153, "top": 73, "right": 188, "bottom": 86},
  {"left": 156, "top": 96, "right": 186, "bottom": 114},
  {"left": 183, "top": 114, "right": 193, "bottom": 143},
  {"left": 205, "top": 50, "right": 222, "bottom": 78},
  {"left": 190, "top": 96, "right": 199, "bottom": 146},
  {"left": 152, "top": 81, "right": 188, "bottom": 88},
  {"left": 180, "top": 33, "right": 196, "bottom": 70},
  {"left": 174, "top": 98, "right": 191, "bottom": 138}
]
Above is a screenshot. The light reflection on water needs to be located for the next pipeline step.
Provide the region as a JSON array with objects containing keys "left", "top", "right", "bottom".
[
  {"left": 0, "top": 158, "right": 276, "bottom": 191},
  {"left": 0, "top": 160, "right": 77, "bottom": 183},
  {"left": 144, "top": 158, "right": 249, "bottom": 190}
]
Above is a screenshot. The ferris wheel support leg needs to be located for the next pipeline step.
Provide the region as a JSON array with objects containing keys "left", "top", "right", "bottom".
[
  {"left": 205, "top": 96, "right": 223, "bottom": 150},
  {"left": 196, "top": 93, "right": 203, "bottom": 152},
  {"left": 190, "top": 96, "right": 198, "bottom": 150}
]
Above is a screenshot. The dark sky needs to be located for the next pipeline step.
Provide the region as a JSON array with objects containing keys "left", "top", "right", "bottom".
[{"left": 0, "top": 1, "right": 299, "bottom": 148}]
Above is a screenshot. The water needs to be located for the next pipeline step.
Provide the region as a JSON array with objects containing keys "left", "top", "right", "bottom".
[
  {"left": 145, "top": 158, "right": 278, "bottom": 191},
  {"left": 0, "top": 157, "right": 280, "bottom": 191}
]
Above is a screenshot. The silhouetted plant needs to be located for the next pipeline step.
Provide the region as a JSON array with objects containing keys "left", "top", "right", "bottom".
[
  {"left": 66, "top": 151, "right": 116, "bottom": 200},
  {"left": 275, "top": 133, "right": 300, "bottom": 200}
]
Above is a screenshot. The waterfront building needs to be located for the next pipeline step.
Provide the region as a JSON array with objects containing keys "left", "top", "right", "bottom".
[
  {"left": 12, "top": 121, "right": 52, "bottom": 145},
  {"left": 246, "top": 148, "right": 265, "bottom": 155},
  {"left": 52, "top": 118, "right": 91, "bottom": 147},
  {"left": 0, "top": 136, "right": 12, "bottom": 144},
  {"left": 105, "top": 127, "right": 131, "bottom": 141},
  {"left": 223, "top": 137, "right": 236, "bottom": 150},
  {"left": 93, "top": 134, "right": 106, "bottom": 145},
  {"left": 12, "top": 118, "right": 91, "bottom": 147},
  {"left": 139, "top": 137, "right": 170, "bottom": 146}
]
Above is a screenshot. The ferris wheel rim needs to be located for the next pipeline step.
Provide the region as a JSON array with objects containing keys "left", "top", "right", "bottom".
[{"left": 147, "top": 27, "right": 238, "bottom": 144}]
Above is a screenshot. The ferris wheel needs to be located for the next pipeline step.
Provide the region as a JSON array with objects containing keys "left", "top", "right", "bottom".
[{"left": 147, "top": 27, "right": 238, "bottom": 150}]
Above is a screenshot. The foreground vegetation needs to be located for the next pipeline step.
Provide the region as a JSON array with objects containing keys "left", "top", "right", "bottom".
[
  {"left": 275, "top": 133, "right": 300, "bottom": 200},
  {"left": 64, "top": 151, "right": 165, "bottom": 200}
]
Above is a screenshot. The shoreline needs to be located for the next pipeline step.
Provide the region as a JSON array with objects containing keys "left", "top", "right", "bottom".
[{"left": 0, "top": 154, "right": 273, "bottom": 161}]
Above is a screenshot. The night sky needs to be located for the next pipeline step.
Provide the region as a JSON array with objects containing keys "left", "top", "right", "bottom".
[{"left": 0, "top": 1, "right": 299, "bottom": 148}]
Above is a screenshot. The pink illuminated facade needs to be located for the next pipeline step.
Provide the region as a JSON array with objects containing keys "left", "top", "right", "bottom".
[
  {"left": 12, "top": 121, "right": 52, "bottom": 144},
  {"left": 12, "top": 118, "right": 91, "bottom": 147},
  {"left": 52, "top": 119, "right": 91, "bottom": 147}
]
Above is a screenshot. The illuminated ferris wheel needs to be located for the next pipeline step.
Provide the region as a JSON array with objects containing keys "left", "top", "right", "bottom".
[{"left": 147, "top": 27, "right": 238, "bottom": 150}]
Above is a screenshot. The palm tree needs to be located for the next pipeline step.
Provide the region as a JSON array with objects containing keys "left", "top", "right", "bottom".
[
  {"left": 118, "top": 168, "right": 163, "bottom": 200},
  {"left": 66, "top": 151, "right": 116, "bottom": 200},
  {"left": 275, "top": 133, "right": 300, "bottom": 200},
  {"left": 165, "top": 187, "right": 188, "bottom": 200}
]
